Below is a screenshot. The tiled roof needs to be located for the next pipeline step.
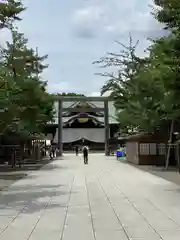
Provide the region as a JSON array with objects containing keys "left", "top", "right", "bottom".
[{"left": 50, "top": 100, "right": 118, "bottom": 124}]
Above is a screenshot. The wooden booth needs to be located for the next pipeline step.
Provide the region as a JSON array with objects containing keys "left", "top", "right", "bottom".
[{"left": 125, "top": 133, "right": 167, "bottom": 165}]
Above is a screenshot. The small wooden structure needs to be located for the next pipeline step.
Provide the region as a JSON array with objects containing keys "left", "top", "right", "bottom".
[
  {"left": 0, "top": 132, "right": 46, "bottom": 166},
  {"left": 125, "top": 133, "right": 167, "bottom": 165}
]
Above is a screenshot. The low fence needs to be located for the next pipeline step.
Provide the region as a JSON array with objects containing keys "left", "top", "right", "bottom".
[
  {"left": 0, "top": 144, "right": 47, "bottom": 167},
  {"left": 0, "top": 145, "right": 24, "bottom": 167}
]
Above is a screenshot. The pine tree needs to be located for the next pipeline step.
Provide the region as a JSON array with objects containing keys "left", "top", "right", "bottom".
[
  {"left": 0, "top": 0, "right": 25, "bottom": 29},
  {"left": 0, "top": 28, "right": 54, "bottom": 134},
  {"left": 154, "top": 0, "right": 180, "bottom": 33}
]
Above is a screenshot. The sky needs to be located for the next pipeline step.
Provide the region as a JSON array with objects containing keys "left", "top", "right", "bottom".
[{"left": 0, "top": 0, "right": 165, "bottom": 96}]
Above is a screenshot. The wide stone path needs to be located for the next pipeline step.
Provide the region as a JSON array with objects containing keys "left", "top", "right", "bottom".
[{"left": 0, "top": 154, "right": 180, "bottom": 240}]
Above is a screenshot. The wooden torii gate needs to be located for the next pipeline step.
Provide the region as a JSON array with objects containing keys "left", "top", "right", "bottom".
[{"left": 56, "top": 96, "right": 110, "bottom": 156}]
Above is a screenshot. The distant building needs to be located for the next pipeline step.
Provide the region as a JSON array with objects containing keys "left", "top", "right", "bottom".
[{"left": 46, "top": 99, "right": 119, "bottom": 150}]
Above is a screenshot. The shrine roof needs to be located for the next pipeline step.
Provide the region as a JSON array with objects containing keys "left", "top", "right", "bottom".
[{"left": 50, "top": 100, "right": 118, "bottom": 124}]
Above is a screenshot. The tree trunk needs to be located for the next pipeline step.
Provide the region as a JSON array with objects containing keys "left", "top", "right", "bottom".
[{"left": 165, "top": 120, "right": 174, "bottom": 170}]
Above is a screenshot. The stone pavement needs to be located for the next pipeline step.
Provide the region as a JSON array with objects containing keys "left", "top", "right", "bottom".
[{"left": 0, "top": 154, "right": 180, "bottom": 240}]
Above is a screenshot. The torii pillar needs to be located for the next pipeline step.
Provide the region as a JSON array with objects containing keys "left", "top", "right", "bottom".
[
  {"left": 57, "top": 99, "right": 63, "bottom": 156},
  {"left": 104, "top": 100, "right": 109, "bottom": 156}
]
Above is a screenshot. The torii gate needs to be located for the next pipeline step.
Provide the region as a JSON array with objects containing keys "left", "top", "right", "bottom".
[{"left": 56, "top": 96, "right": 110, "bottom": 156}]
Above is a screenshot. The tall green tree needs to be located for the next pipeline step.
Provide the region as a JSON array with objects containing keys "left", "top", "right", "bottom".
[
  {"left": 0, "top": 0, "right": 24, "bottom": 29},
  {"left": 153, "top": 0, "right": 180, "bottom": 33},
  {"left": 94, "top": 37, "right": 164, "bottom": 134},
  {"left": 152, "top": 0, "right": 180, "bottom": 168},
  {"left": 0, "top": 28, "right": 54, "bottom": 135},
  {"left": 95, "top": 1, "right": 180, "bottom": 169},
  {"left": 0, "top": 0, "right": 25, "bottom": 132}
]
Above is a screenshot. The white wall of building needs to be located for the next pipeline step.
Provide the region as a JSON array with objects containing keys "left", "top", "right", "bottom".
[{"left": 54, "top": 128, "right": 105, "bottom": 143}]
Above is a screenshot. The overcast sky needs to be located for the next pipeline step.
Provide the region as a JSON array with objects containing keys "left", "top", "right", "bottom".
[{"left": 0, "top": 0, "right": 164, "bottom": 95}]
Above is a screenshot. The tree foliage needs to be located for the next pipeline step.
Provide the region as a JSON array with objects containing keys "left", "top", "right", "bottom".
[
  {"left": 153, "top": 0, "right": 180, "bottom": 32},
  {"left": 0, "top": 0, "right": 25, "bottom": 29},
  {"left": 0, "top": 0, "right": 54, "bottom": 136},
  {"left": 94, "top": 1, "right": 180, "bottom": 136}
]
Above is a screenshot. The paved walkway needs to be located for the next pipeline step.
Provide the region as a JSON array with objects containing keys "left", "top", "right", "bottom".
[{"left": 0, "top": 154, "right": 180, "bottom": 239}]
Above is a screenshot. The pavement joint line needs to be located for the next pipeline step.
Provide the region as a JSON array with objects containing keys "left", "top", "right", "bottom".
[
  {"left": 144, "top": 197, "right": 180, "bottom": 228},
  {"left": 85, "top": 176, "right": 96, "bottom": 240},
  {"left": 60, "top": 176, "right": 75, "bottom": 240},
  {"left": 0, "top": 185, "right": 38, "bottom": 235},
  {"left": 0, "top": 158, "right": 53, "bottom": 197},
  {"left": 1, "top": 155, "right": 180, "bottom": 239},
  {"left": 96, "top": 176, "right": 131, "bottom": 240},
  {"left": 0, "top": 196, "right": 31, "bottom": 236},
  {"left": 115, "top": 182, "right": 164, "bottom": 240},
  {"left": 27, "top": 192, "right": 55, "bottom": 240},
  {"left": 0, "top": 187, "right": 31, "bottom": 215},
  {"left": 0, "top": 168, "right": 58, "bottom": 237}
]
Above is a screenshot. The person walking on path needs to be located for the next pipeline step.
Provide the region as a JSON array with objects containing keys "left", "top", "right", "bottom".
[
  {"left": 49, "top": 145, "right": 56, "bottom": 160},
  {"left": 75, "top": 146, "right": 79, "bottom": 156},
  {"left": 49, "top": 146, "right": 53, "bottom": 160},
  {"left": 82, "top": 146, "right": 89, "bottom": 164},
  {"left": 52, "top": 145, "right": 56, "bottom": 158}
]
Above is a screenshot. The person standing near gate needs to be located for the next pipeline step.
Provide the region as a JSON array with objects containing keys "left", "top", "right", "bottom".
[
  {"left": 75, "top": 145, "right": 79, "bottom": 156},
  {"left": 52, "top": 145, "right": 56, "bottom": 158},
  {"left": 82, "top": 146, "right": 89, "bottom": 164},
  {"left": 49, "top": 145, "right": 53, "bottom": 160}
]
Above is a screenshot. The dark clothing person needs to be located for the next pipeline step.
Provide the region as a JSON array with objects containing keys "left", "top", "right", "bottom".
[
  {"left": 82, "top": 146, "right": 88, "bottom": 164},
  {"left": 52, "top": 149, "right": 55, "bottom": 158},
  {"left": 52, "top": 145, "right": 56, "bottom": 158},
  {"left": 49, "top": 145, "right": 56, "bottom": 159},
  {"left": 49, "top": 146, "right": 53, "bottom": 159},
  {"left": 75, "top": 146, "right": 79, "bottom": 156}
]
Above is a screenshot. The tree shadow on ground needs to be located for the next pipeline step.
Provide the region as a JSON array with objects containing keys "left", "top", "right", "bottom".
[
  {"left": 0, "top": 159, "right": 66, "bottom": 190},
  {"left": 39, "top": 163, "right": 67, "bottom": 171},
  {"left": 0, "top": 183, "right": 77, "bottom": 214},
  {"left": 0, "top": 172, "right": 36, "bottom": 191},
  {"left": 0, "top": 173, "right": 27, "bottom": 180},
  {"left": 0, "top": 157, "right": 76, "bottom": 214}
]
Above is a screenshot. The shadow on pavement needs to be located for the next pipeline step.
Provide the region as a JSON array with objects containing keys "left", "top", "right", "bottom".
[
  {"left": 0, "top": 172, "right": 29, "bottom": 179},
  {"left": 0, "top": 157, "right": 76, "bottom": 214},
  {"left": 0, "top": 158, "right": 64, "bottom": 191},
  {"left": 0, "top": 183, "right": 76, "bottom": 214},
  {"left": 40, "top": 163, "right": 67, "bottom": 171}
]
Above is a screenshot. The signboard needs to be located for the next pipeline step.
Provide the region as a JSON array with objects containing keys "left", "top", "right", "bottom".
[{"left": 78, "top": 113, "right": 89, "bottom": 123}]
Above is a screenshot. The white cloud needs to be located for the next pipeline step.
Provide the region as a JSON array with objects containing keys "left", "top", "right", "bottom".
[
  {"left": 89, "top": 91, "right": 100, "bottom": 96},
  {"left": 89, "top": 91, "right": 111, "bottom": 97},
  {"left": 72, "top": 5, "right": 105, "bottom": 38},
  {"left": 71, "top": 0, "right": 163, "bottom": 39},
  {"left": 47, "top": 82, "right": 70, "bottom": 93}
]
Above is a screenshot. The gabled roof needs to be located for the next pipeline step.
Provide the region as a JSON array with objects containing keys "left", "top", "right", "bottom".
[
  {"left": 63, "top": 101, "right": 104, "bottom": 117},
  {"left": 51, "top": 100, "right": 118, "bottom": 124},
  {"left": 63, "top": 113, "right": 104, "bottom": 126}
]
